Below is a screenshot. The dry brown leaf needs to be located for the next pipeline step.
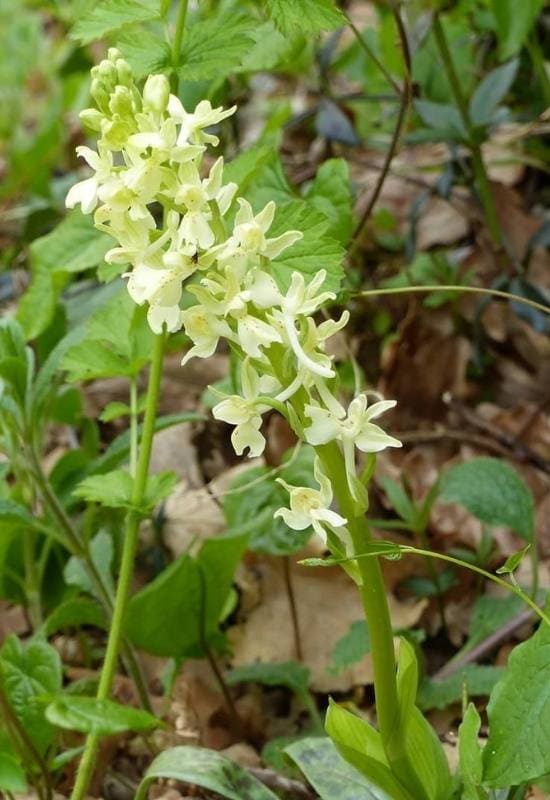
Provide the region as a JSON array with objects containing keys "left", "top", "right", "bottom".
[{"left": 228, "top": 555, "right": 426, "bottom": 692}]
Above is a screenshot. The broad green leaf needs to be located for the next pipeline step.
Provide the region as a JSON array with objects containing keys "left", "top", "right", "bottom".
[
  {"left": 177, "top": 15, "right": 256, "bottom": 81},
  {"left": 491, "top": 0, "right": 545, "bottom": 59},
  {"left": 286, "top": 736, "right": 391, "bottom": 800},
  {"left": 328, "top": 620, "right": 371, "bottom": 676},
  {"left": 117, "top": 27, "right": 170, "bottom": 79},
  {"left": 71, "top": 0, "right": 161, "bottom": 45},
  {"left": 0, "top": 753, "right": 27, "bottom": 794},
  {"left": 64, "top": 530, "right": 114, "bottom": 597},
  {"left": 415, "top": 100, "right": 465, "bottom": 139},
  {"left": 136, "top": 745, "right": 278, "bottom": 800},
  {"left": 263, "top": 0, "right": 345, "bottom": 37},
  {"left": 0, "top": 635, "right": 62, "bottom": 755},
  {"left": 304, "top": 158, "right": 353, "bottom": 244},
  {"left": 125, "top": 531, "right": 248, "bottom": 657},
  {"left": 72, "top": 469, "right": 177, "bottom": 511},
  {"left": 224, "top": 447, "right": 317, "bottom": 556},
  {"left": 469, "top": 59, "right": 519, "bottom": 126},
  {"left": 417, "top": 665, "right": 505, "bottom": 711},
  {"left": 226, "top": 661, "right": 310, "bottom": 698},
  {"left": 325, "top": 701, "right": 410, "bottom": 800},
  {"left": 269, "top": 201, "right": 345, "bottom": 293},
  {"left": 439, "top": 458, "right": 534, "bottom": 542},
  {"left": 484, "top": 615, "right": 550, "bottom": 785},
  {"left": 464, "top": 594, "right": 523, "bottom": 652},
  {"left": 62, "top": 340, "right": 130, "bottom": 382},
  {"left": 223, "top": 145, "right": 275, "bottom": 194},
  {"left": 45, "top": 695, "right": 160, "bottom": 735},
  {"left": 30, "top": 210, "right": 111, "bottom": 275},
  {"left": 16, "top": 266, "right": 67, "bottom": 341},
  {"left": 42, "top": 597, "right": 107, "bottom": 636},
  {"left": 458, "top": 704, "right": 486, "bottom": 800},
  {"left": 246, "top": 154, "right": 295, "bottom": 209}
]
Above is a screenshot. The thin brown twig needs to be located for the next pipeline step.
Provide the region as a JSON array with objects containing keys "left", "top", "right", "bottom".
[
  {"left": 434, "top": 607, "right": 535, "bottom": 680},
  {"left": 283, "top": 556, "right": 303, "bottom": 661},
  {"left": 350, "top": 3, "right": 412, "bottom": 250}
]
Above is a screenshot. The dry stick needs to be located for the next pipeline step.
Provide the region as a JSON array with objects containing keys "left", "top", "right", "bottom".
[
  {"left": 398, "top": 428, "right": 510, "bottom": 458},
  {"left": 282, "top": 556, "right": 304, "bottom": 661},
  {"left": 434, "top": 607, "right": 535, "bottom": 681},
  {"left": 249, "top": 768, "right": 316, "bottom": 800},
  {"left": 349, "top": 4, "right": 412, "bottom": 251}
]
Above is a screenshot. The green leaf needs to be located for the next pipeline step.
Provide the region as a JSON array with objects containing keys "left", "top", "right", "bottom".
[
  {"left": 484, "top": 615, "right": 550, "bottom": 785},
  {"left": 325, "top": 701, "right": 410, "bottom": 800},
  {"left": 223, "top": 145, "right": 275, "bottom": 195},
  {"left": 0, "top": 635, "right": 62, "bottom": 755},
  {"left": 125, "top": 531, "right": 249, "bottom": 657},
  {"left": 286, "top": 736, "right": 391, "bottom": 800},
  {"left": 99, "top": 400, "right": 131, "bottom": 422},
  {"left": 417, "top": 665, "right": 505, "bottom": 711},
  {"left": 439, "top": 458, "right": 534, "bottom": 542},
  {"left": 469, "top": 59, "right": 519, "bottom": 126},
  {"left": 458, "top": 703, "right": 487, "bottom": 800},
  {"left": 226, "top": 661, "right": 310, "bottom": 698},
  {"left": 136, "top": 745, "right": 278, "bottom": 800},
  {"left": 72, "top": 469, "right": 177, "bottom": 511},
  {"left": 491, "top": 0, "right": 545, "bottom": 59},
  {"left": 0, "top": 499, "right": 36, "bottom": 528},
  {"left": 328, "top": 620, "right": 371, "bottom": 676},
  {"left": 269, "top": 201, "right": 345, "bottom": 293},
  {"left": 42, "top": 597, "right": 107, "bottom": 637},
  {"left": 0, "top": 753, "right": 27, "bottom": 794},
  {"left": 45, "top": 695, "right": 160, "bottom": 735},
  {"left": 71, "top": 0, "right": 161, "bottom": 45},
  {"left": 177, "top": 15, "right": 256, "bottom": 81},
  {"left": 117, "top": 26, "right": 170, "bottom": 79},
  {"left": 464, "top": 594, "right": 523, "bottom": 652},
  {"left": 304, "top": 158, "right": 353, "bottom": 244},
  {"left": 378, "top": 476, "right": 416, "bottom": 527},
  {"left": 16, "top": 266, "right": 67, "bottom": 341},
  {"left": 263, "top": 0, "right": 345, "bottom": 37},
  {"left": 30, "top": 210, "right": 111, "bottom": 275},
  {"left": 415, "top": 100, "right": 465, "bottom": 138},
  {"left": 64, "top": 530, "right": 114, "bottom": 596}
]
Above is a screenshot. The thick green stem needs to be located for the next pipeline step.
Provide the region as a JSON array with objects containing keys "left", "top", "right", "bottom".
[
  {"left": 129, "top": 377, "right": 139, "bottom": 478},
  {"left": 431, "top": 14, "right": 502, "bottom": 247},
  {"left": 70, "top": 332, "right": 165, "bottom": 800}
]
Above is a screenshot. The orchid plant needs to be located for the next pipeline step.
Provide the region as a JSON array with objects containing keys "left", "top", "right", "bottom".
[{"left": 61, "top": 48, "right": 459, "bottom": 800}]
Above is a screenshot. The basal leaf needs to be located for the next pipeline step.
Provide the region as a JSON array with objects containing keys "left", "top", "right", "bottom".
[
  {"left": 484, "top": 615, "right": 550, "bottom": 785},
  {"left": 42, "top": 597, "right": 107, "bottom": 637},
  {"left": 125, "top": 531, "right": 248, "bottom": 657},
  {"left": 45, "top": 695, "right": 160, "bottom": 734},
  {"left": 0, "top": 635, "right": 62, "bottom": 755},
  {"left": 458, "top": 704, "right": 486, "bottom": 799},
  {"left": 71, "top": 0, "right": 161, "bottom": 45},
  {"left": 136, "top": 746, "right": 278, "bottom": 800},
  {"left": 417, "top": 665, "right": 505, "bottom": 711},
  {"left": 286, "top": 736, "right": 391, "bottom": 800},
  {"left": 439, "top": 458, "right": 534, "bottom": 542}
]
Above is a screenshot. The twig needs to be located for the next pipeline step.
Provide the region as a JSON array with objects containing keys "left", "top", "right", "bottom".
[
  {"left": 283, "top": 556, "right": 304, "bottom": 661},
  {"left": 249, "top": 767, "right": 317, "bottom": 800},
  {"left": 346, "top": 19, "right": 402, "bottom": 96},
  {"left": 350, "top": 4, "right": 412, "bottom": 249},
  {"left": 397, "top": 428, "right": 510, "bottom": 458},
  {"left": 434, "top": 607, "right": 535, "bottom": 680}
]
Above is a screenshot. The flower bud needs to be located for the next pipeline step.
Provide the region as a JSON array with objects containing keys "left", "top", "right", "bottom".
[
  {"left": 109, "top": 85, "right": 133, "bottom": 118},
  {"left": 115, "top": 58, "right": 134, "bottom": 88},
  {"left": 90, "top": 78, "right": 110, "bottom": 113},
  {"left": 101, "top": 116, "right": 131, "bottom": 149},
  {"left": 79, "top": 107, "right": 104, "bottom": 131},
  {"left": 107, "top": 47, "right": 122, "bottom": 62},
  {"left": 97, "top": 59, "right": 117, "bottom": 89},
  {"left": 142, "top": 74, "right": 170, "bottom": 112}
]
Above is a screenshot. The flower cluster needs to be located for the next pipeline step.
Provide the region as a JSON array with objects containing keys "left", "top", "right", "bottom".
[{"left": 69, "top": 52, "right": 401, "bottom": 542}]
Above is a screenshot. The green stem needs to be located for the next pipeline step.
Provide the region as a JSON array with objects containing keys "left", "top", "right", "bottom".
[
  {"left": 170, "top": 0, "right": 189, "bottom": 93},
  {"left": 431, "top": 14, "right": 502, "bottom": 246},
  {"left": 129, "top": 378, "right": 139, "bottom": 478},
  {"left": 23, "top": 524, "right": 42, "bottom": 629},
  {"left": 315, "top": 442, "right": 428, "bottom": 799},
  {"left": 70, "top": 332, "right": 165, "bottom": 800},
  {"left": 526, "top": 34, "right": 550, "bottom": 108},
  {"left": 355, "top": 284, "right": 550, "bottom": 316}
]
